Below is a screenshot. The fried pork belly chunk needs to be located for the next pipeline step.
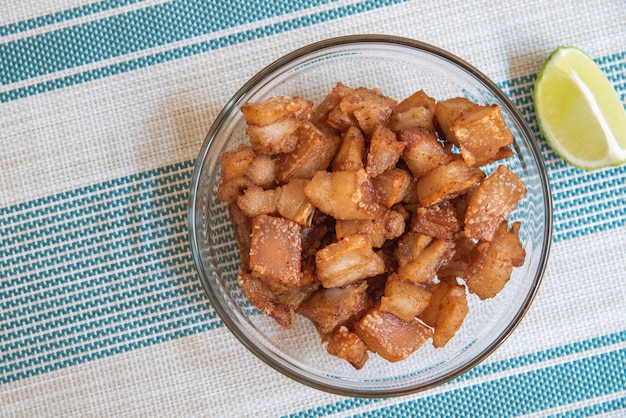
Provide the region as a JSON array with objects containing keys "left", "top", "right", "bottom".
[
  {"left": 275, "top": 261, "right": 320, "bottom": 311},
  {"left": 388, "top": 89, "right": 436, "bottom": 132},
  {"left": 228, "top": 202, "right": 253, "bottom": 270},
  {"left": 371, "top": 168, "right": 412, "bottom": 208},
  {"left": 238, "top": 271, "right": 295, "bottom": 329},
  {"left": 249, "top": 214, "right": 302, "bottom": 293},
  {"left": 331, "top": 126, "right": 366, "bottom": 172},
  {"left": 365, "top": 124, "right": 405, "bottom": 177},
  {"left": 464, "top": 221, "right": 526, "bottom": 299},
  {"left": 393, "top": 231, "right": 433, "bottom": 268},
  {"left": 275, "top": 121, "right": 340, "bottom": 183},
  {"left": 312, "top": 82, "right": 355, "bottom": 127},
  {"left": 217, "top": 146, "right": 277, "bottom": 203},
  {"left": 437, "top": 233, "right": 476, "bottom": 278},
  {"left": 245, "top": 154, "right": 276, "bottom": 188},
  {"left": 219, "top": 144, "right": 255, "bottom": 182},
  {"left": 275, "top": 178, "right": 316, "bottom": 226},
  {"left": 451, "top": 104, "right": 514, "bottom": 167},
  {"left": 397, "top": 238, "right": 455, "bottom": 284},
  {"left": 216, "top": 144, "right": 255, "bottom": 202},
  {"left": 398, "top": 127, "right": 453, "bottom": 179},
  {"left": 335, "top": 209, "right": 405, "bottom": 248},
  {"left": 304, "top": 169, "right": 381, "bottom": 220},
  {"left": 241, "top": 96, "right": 313, "bottom": 126},
  {"left": 464, "top": 165, "right": 527, "bottom": 242},
  {"left": 241, "top": 97, "right": 312, "bottom": 155},
  {"left": 298, "top": 281, "right": 371, "bottom": 335},
  {"left": 236, "top": 186, "right": 277, "bottom": 218},
  {"left": 326, "top": 326, "right": 370, "bottom": 370},
  {"left": 326, "top": 86, "right": 397, "bottom": 135},
  {"left": 246, "top": 119, "right": 301, "bottom": 155},
  {"left": 379, "top": 273, "right": 432, "bottom": 322},
  {"left": 355, "top": 308, "right": 433, "bottom": 362},
  {"left": 411, "top": 199, "right": 461, "bottom": 240},
  {"left": 416, "top": 157, "right": 485, "bottom": 207},
  {"left": 419, "top": 278, "right": 468, "bottom": 348},
  {"left": 434, "top": 97, "right": 478, "bottom": 146},
  {"left": 300, "top": 212, "right": 331, "bottom": 258},
  {"left": 315, "top": 234, "right": 386, "bottom": 288}
]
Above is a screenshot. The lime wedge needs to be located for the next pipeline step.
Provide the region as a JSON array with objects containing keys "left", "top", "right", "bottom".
[{"left": 534, "top": 46, "right": 626, "bottom": 170}]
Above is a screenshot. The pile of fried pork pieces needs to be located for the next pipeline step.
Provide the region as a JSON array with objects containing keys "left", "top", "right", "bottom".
[{"left": 217, "top": 83, "right": 526, "bottom": 369}]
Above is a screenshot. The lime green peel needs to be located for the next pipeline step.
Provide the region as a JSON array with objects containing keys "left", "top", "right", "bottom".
[{"left": 534, "top": 46, "right": 626, "bottom": 170}]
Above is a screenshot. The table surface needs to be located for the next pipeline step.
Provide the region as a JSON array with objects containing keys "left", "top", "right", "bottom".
[{"left": 1, "top": 1, "right": 625, "bottom": 417}]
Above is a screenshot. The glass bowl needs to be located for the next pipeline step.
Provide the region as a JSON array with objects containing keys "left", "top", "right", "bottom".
[{"left": 188, "top": 35, "right": 552, "bottom": 397}]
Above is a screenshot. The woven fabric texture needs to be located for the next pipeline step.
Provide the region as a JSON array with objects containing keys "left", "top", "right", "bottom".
[{"left": 1, "top": 0, "right": 625, "bottom": 417}]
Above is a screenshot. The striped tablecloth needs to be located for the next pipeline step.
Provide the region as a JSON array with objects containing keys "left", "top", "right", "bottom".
[{"left": 1, "top": 1, "right": 625, "bottom": 416}]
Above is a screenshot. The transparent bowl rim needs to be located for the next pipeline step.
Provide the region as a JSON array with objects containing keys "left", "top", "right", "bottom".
[{"left": 188, "top": 34, "right": 553, "bottom": 397}]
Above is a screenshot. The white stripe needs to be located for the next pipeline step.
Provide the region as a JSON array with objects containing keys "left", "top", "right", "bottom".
[{"left": 2, "top": 195, "right": 190, "bottom": 277}]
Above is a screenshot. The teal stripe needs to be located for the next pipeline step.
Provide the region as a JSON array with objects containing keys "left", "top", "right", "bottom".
[
  {"left": 0, "top": 186, "right": 183, "bottom": 240},
  {"left": 0, "top": 160, "right": 193, "bottom": 221},
  {"left": 2, "top": 272, "right": 203, "bottom": 360},
  {"left": 1, "top": 166, "right": 192, "bottom": 285},
  {"left": 0, "top": 0, "right": 409, "bottom": 103},
  {"left": 1, "top": 190, "right": 188, "bottom": 266},
  {"left": 287, "top": 332, "right": 626, "bottom": 417},
  {"left": 2, "top": 188, "right": 187, "bottom": 262},
  {"left": 0, "top": 160, "right": 224, "bottom": 384},
  {"left": 459, "top": 331, "right": 626, "bottom": 382},
  {"left": 1, "top": 0, "right": 337, "bottom": 85},
  {"left": 347, "top": 350, "right": 626, "bottom": 418},
  {"left": 1, "top": 226, "right": 189, "bottom": 312},
  {"left": 1, "top": 256, "right": 196, "bottom": 334},
  {"left": 288, "top": 351, "right": 626, "bottom": 418},
  {"left": 1, "top": 146, "right": 625, "bottom": 381},
  {"left": 0, "top": 0, "right": 146, "bottom": 37}
]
